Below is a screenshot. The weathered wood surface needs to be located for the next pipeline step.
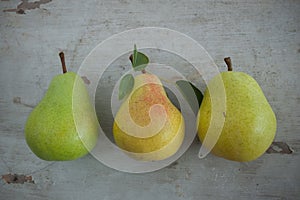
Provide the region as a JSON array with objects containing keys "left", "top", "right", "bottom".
[{"left": 0, "top": 0, "right": 299, "bottom": 199}]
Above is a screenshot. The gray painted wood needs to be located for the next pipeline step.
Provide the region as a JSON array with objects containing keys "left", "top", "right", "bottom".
[{"left": 0, "top": 0, "right": 299, "bottom": 199}]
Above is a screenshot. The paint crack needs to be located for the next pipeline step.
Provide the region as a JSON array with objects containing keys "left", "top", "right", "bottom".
[
  {"left": 2, "top": 174, "right": 34, "bottom": 184},
  {"left": 266, "top": 142, "right": 293, "bottom": 154},
  {"left": 3, "top": 0, "right": 52, "bottom": 14}
]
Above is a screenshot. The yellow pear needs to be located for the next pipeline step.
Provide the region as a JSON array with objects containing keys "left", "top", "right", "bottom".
[
  {"left": 198, "top": 58, "right": 276, "bottom": 162},
  {"left": 113, "top": 73, "right": 185, "bottom": 161}
]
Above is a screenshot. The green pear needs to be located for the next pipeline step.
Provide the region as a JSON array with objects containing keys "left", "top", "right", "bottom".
[
  {"left": 198, "top": 57, "right": 276, "bottom": 162},
  {"left": 113, "top": 73, "right": 185, "bottom": 161},
  {"left": 25, "top": 52, "right": 99, "bottom": 161}
]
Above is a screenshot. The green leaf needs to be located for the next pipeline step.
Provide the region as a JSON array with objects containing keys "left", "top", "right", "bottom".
[
  {"left": 176, "top": 80, "right": 203, "bottom": 115},
  {"left": 130, "top": 44, "right": 149, "bottom": 71},
  {"left": 119, "top": 74, "right": 134, "bottom": 100},
  {"left": 133, "top": 44, "right": 138, "bottom": 66}
]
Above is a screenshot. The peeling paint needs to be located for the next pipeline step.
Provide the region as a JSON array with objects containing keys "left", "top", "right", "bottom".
[
  {"left": 3, "top": 0, "right": 52, "bottom": 14},
  {"left": 2, "top": 174, "right": 34, "bottom": 184},
  {"left": 81, "top": 76, "right": 91, "bottom": 85},
  {"left": 13, "top": 97, "right": 35, "bottom": 108},
  {"left": 266, "top": 142, "right": 293, "bottom": 154}
]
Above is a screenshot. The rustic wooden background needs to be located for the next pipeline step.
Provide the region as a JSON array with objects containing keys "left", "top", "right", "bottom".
[{"left": 0, "top": 0, "right": 299, "bottom": 199}]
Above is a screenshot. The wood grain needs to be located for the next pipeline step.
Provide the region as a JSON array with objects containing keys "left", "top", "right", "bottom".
[{"left": 0, "top": 0, "right": 299, "bottom": 199}]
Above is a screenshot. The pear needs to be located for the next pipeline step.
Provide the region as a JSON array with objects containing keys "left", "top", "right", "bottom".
[
  {"left": 113, "top": 73, "right": 185, "bottom": 161},
  {"left": 25, "top": 52, "right": 99, "bottom": 161},
  {"left": 198, "top": 57, "right": 276, "bottom": 162}
]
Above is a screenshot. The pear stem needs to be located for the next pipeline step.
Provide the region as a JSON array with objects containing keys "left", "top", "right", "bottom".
[
  {"left": 224, "top": 57, "right": 233, "bottom": 71},
  {"left": 59, "top": 52, "right": 67, "bottom": 74}
]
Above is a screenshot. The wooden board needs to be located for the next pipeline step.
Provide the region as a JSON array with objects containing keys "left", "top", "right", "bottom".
[{"left": 0, "top": 0, "right": 299, "bottom": 199}]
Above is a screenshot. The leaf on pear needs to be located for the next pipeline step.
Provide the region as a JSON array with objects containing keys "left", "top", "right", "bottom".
[
  {"left": 176, "top": 80, "right": 203, "bottom": 115},
  {"left": 119, "top": 74, "right": 134, "bottom": 100},
  {"left": 130, "top": 44, "right": 149, "bottom": 71}
]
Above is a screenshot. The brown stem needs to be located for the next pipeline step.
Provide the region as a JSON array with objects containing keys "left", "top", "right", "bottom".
[
  {"left": 59, "top": 52, "right": 67, "bottom": 74},
  {"left": 224, "top": 57, "right": 233, "bottom": 71}
]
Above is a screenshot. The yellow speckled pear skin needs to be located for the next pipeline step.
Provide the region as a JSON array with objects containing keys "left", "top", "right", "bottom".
[
  {"left": 113, "top": 73, "right": 185, "bottom": 161},
  {"left": 25, "top": 53, "right": 99, "bottom": 161},
  {"left": 198, "top": 69, "right": 277, "bottom": 162}
]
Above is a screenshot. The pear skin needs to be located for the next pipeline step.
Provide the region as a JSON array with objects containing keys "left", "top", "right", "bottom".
[
  {"left": 113, "top": 73, "right": 185, "bottom": 161},
  {"left": 25, "top": 53, "right": 99, "bottom": 161},
  {"left": 198, "top": 70, "right": 277, "bottom": 162}
]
